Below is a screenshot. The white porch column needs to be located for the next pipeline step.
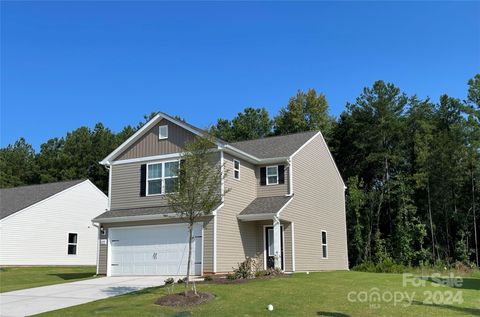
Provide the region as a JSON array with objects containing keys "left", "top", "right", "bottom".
[{"left": 273, "top": 216, "right": 282, "bottom": 269}]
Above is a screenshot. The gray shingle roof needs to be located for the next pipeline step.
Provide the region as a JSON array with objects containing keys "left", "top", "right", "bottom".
[
  {"left": 239, "top": 196, "right": 293, "bottom": 216},
  {"left": 230, "top": 131, "right": 319, "bottom": 159},
  {"left": 93, "top": 203, "right": 221, "bottom": 221},
  {"left": 0, "top": 180, "right": 86, "bottom": 219},
  {"left": 93, "top": 206, "right": 174, "bottom": 220}
]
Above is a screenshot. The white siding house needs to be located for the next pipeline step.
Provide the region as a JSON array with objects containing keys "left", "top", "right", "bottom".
[{"left": 0, "top": 180, "right": 107, "bottom": 266}]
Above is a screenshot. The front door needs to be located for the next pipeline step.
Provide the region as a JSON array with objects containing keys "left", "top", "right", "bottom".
[{"left": 265, "top": 226, "right": 283, "bottom": 270}]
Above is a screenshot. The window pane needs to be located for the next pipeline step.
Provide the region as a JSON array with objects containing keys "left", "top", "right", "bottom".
[
  {"left": 165, "top": 161, "right": 179, "bottom": 177},
  {"left": 234, "top": 160, "right": 240, "bottom": 170},
  {"left": 268, "top": 176, "right": 277, "bottom": 184},
  {"left": 267, "top": 166, "right": 277, "bottom": 176},
  {"left": 165, "top": 178, "right": 178, "bottom": 193},
  {"left": 68, "top": 233, "right": 77, "bottom": 244},
  {"left": 68, "top": 244, "right": 77, "bottom": 255},
  {"left": 159, "top": 126, "right": 168, "bottom": 138},
  {"left": 268, "top": 229, "right": 274, "bottom": 256},
  {"left": 322, "top": 231, "right": 327, "bottom": 244},
  {"left": 322, "top": 245, "right": 327, "bottom": 258},
  {"left": 148, "top": 164, "right": 162, "bottom": 179},
  {"left": 234, "top": 170, "right": 240, "bottom": 179},
  {"left": 148, "top": 179, "right": 162, "bottom": 195}
]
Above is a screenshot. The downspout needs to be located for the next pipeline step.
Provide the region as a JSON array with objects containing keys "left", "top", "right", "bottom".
[
  {"left": 92, "top": 222, "right": 100, "bottom": 275},
  {"left": 107, "top": 164, "right": 112, "bottom": 210},
  {"left": 213, "top": 149, "right": 224, "bottom": 273},
  {"left": 287, "top": 158, "right": 293, "bottom": 196}
]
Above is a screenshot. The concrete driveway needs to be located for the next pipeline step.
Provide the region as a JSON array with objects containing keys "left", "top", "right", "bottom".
[{"left": 0, "top": 276, "right": 168, "bottom": 317}]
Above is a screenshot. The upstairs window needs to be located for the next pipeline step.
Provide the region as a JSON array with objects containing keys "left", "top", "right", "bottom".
[
  {"left": 147, "top": 163, "right": 163, "bottom": 195},
  {"left": 147, "top": 160, "right": 179, "bottom": 195},
  {"left": 233, "top": 159, "right": 240, "bottom": 180},
  {"left": 68, "top": 233, "right": 78, "bottom": 255},
  {"left": 321, "top": 231, "right": 328, "bottom": 258},
  {"left": 266, "top": 166, "right": 278, "bottom": 185},
  {"left": 159, "top": 125, "right": 168, "bottom": 139}
]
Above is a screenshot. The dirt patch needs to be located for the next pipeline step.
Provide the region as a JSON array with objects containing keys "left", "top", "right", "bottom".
[{"left": 155, "top": 291, "right": 214, "bottom": 307}]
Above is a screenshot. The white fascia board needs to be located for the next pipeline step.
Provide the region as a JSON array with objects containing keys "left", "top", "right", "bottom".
[
  {"left": 0, "top": 180, "right": 91, "bottom": 223},
  {"left": 111, "top": 153, "right": 182, "bottom": 165},
  {"left": 93, "top": 213, "right": 179, "bottom": 223},
  {"left": 276, "top": 196, "right": 294, "bottom": 218},
  {"left": 84, "top": 179, "right": 108, "bottom": 199},
  {"left": 100, "top": 114, "right": 161, "bottom": 165},
  {"left": 102, "top": 113, "right": 227, "bottom": 165},
  {"left": 289, "top": 131, "right": 346, "bottom": 189},
  {"left": 237, "top": 213, "right": 277, "bottom": 221}
]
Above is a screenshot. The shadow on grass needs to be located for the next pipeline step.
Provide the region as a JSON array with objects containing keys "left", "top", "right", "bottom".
[
  {"left": 317, "top": 312, "right": 350, "bottom": 317},
  {"left": 48, "top": 273, "right": 95, "bottom": 280},
  {"left": 100, "top": 286, "right": 144, "bottom": 296},
  {"left": 423, "top": 277, "right": 480, "bottom": 291},
  {"left": 412, "top": 300, "right": 480, "bottom": 316}
]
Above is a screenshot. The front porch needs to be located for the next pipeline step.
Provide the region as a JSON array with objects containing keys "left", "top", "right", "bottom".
[{"left": 237, "top": 196, "right": 294, "bottom": 272}]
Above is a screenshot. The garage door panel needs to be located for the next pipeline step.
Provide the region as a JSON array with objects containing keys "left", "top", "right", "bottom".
[{"left": 109, "top": 223, "right": 202, "bottom": 276}]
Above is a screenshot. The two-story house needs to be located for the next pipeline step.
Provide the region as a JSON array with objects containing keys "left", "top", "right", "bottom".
[{"left": 93, "top": 112, "right": 348, "bottom": 276}]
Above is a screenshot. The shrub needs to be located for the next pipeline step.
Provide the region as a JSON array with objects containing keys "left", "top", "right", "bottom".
[
  {"left": 164, "top": 277, "right": 174, "bottom": 285},
  {"left": 255, "top": 268, "right": 283, "bottom": 278},
  {"left": 177, "top": 277, "right": 187, "bottom": 284},
  {"left": 226, "top": 273, "right": 237, "bottom": 280},
  {"left": 231, "top": 255, "right": 262, "bottom": 279}
]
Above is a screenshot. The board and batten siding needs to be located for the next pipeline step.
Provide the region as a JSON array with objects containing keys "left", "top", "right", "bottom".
[
  {"left": 216, "top": 153, "right": 258, "bottom": 272},
  {"left": 281, "top": 134, "right": 349, "bottom": 271},
  {"left": 0, "top": 181, "right": 107, "bottom": 266},
  {"left": 115, "top": 119, "right": 196, "bottom": 161},
  {"left": 97, "top": 216, "right": 214, "bottom": 275}
]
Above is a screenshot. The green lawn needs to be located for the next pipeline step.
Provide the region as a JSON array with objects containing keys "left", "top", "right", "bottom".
[
  {"left": 0, "top": 266, "right": 96, "bottom": 293},
  {"left": 37, "top": 271, "right": 480, "bottom": 317}
]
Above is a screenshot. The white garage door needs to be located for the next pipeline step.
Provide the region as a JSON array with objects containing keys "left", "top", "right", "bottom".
[{"left": 109, "top": 223, "right": 202, "bottom": 276}]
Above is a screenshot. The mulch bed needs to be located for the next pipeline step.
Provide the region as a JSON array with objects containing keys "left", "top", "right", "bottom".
[
  {"left": 202, "top": 274, "right": 289, "bottom": 285},
  {"left": 155, "top": 291, "right": 214, "bottom": 307}
]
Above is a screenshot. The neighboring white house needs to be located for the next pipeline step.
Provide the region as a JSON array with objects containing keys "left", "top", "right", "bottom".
[{"left": 0, "top": 179, "right": 107, "bottom": 266}]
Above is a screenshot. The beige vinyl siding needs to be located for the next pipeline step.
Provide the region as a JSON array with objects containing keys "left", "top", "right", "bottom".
[
  {"left": 115, "top": 119, "right": 196, "bottom": 161},
  {"left": 281, "top": 134, "right": 348, "bottom": 271},
  {"left": 256, "top": 165, "right": 289, "bottom": 197},
  {"left": 97, "top": 216, "right": 214, "bottom": 275},
  {"left": 216, "top": 153, "right": 258, "bottom": 272},
  {"left": 110, "top": 163, "right": 170, "bottom": 209}
]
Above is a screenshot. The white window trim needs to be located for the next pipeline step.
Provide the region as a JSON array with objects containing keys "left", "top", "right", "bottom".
[
  {"left": 146, "top": 160, "right": 179, "bottom": 196},
  {"left": 158, "top": 125, "right": 168, "bottom": 140},
  {"left": 67, "top": 232, "right": 78, "bottom": 256},
  {"left": 233, "top": 159, "right": 241, "bottom": 180},
  {"left": 266, "top": 165, "right": 279, "bottom": 185},
  {"left": 321, "top": 230, "right": 328, "bottom": 259}
]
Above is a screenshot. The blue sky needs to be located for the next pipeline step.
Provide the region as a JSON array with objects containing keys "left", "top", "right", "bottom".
[{"left": 1, "top": 1, "right": 479, "bottom": 149}]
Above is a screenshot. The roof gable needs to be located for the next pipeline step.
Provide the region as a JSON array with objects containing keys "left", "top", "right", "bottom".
[
  {"left": 101, "top": 112, "right": 220, "bottom": 165},
  {"left": 0, "top": 180, "right": 86, "bottom": 219}
]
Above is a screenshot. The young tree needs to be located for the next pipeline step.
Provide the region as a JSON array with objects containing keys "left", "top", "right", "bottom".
[{"left": 166, "top": 134, "right": 228, "bottom": 291}]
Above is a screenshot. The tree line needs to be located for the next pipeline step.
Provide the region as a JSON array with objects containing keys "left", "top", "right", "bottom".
[{"left": 1, "top": 74, "right": 479, "bottom": 268}]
